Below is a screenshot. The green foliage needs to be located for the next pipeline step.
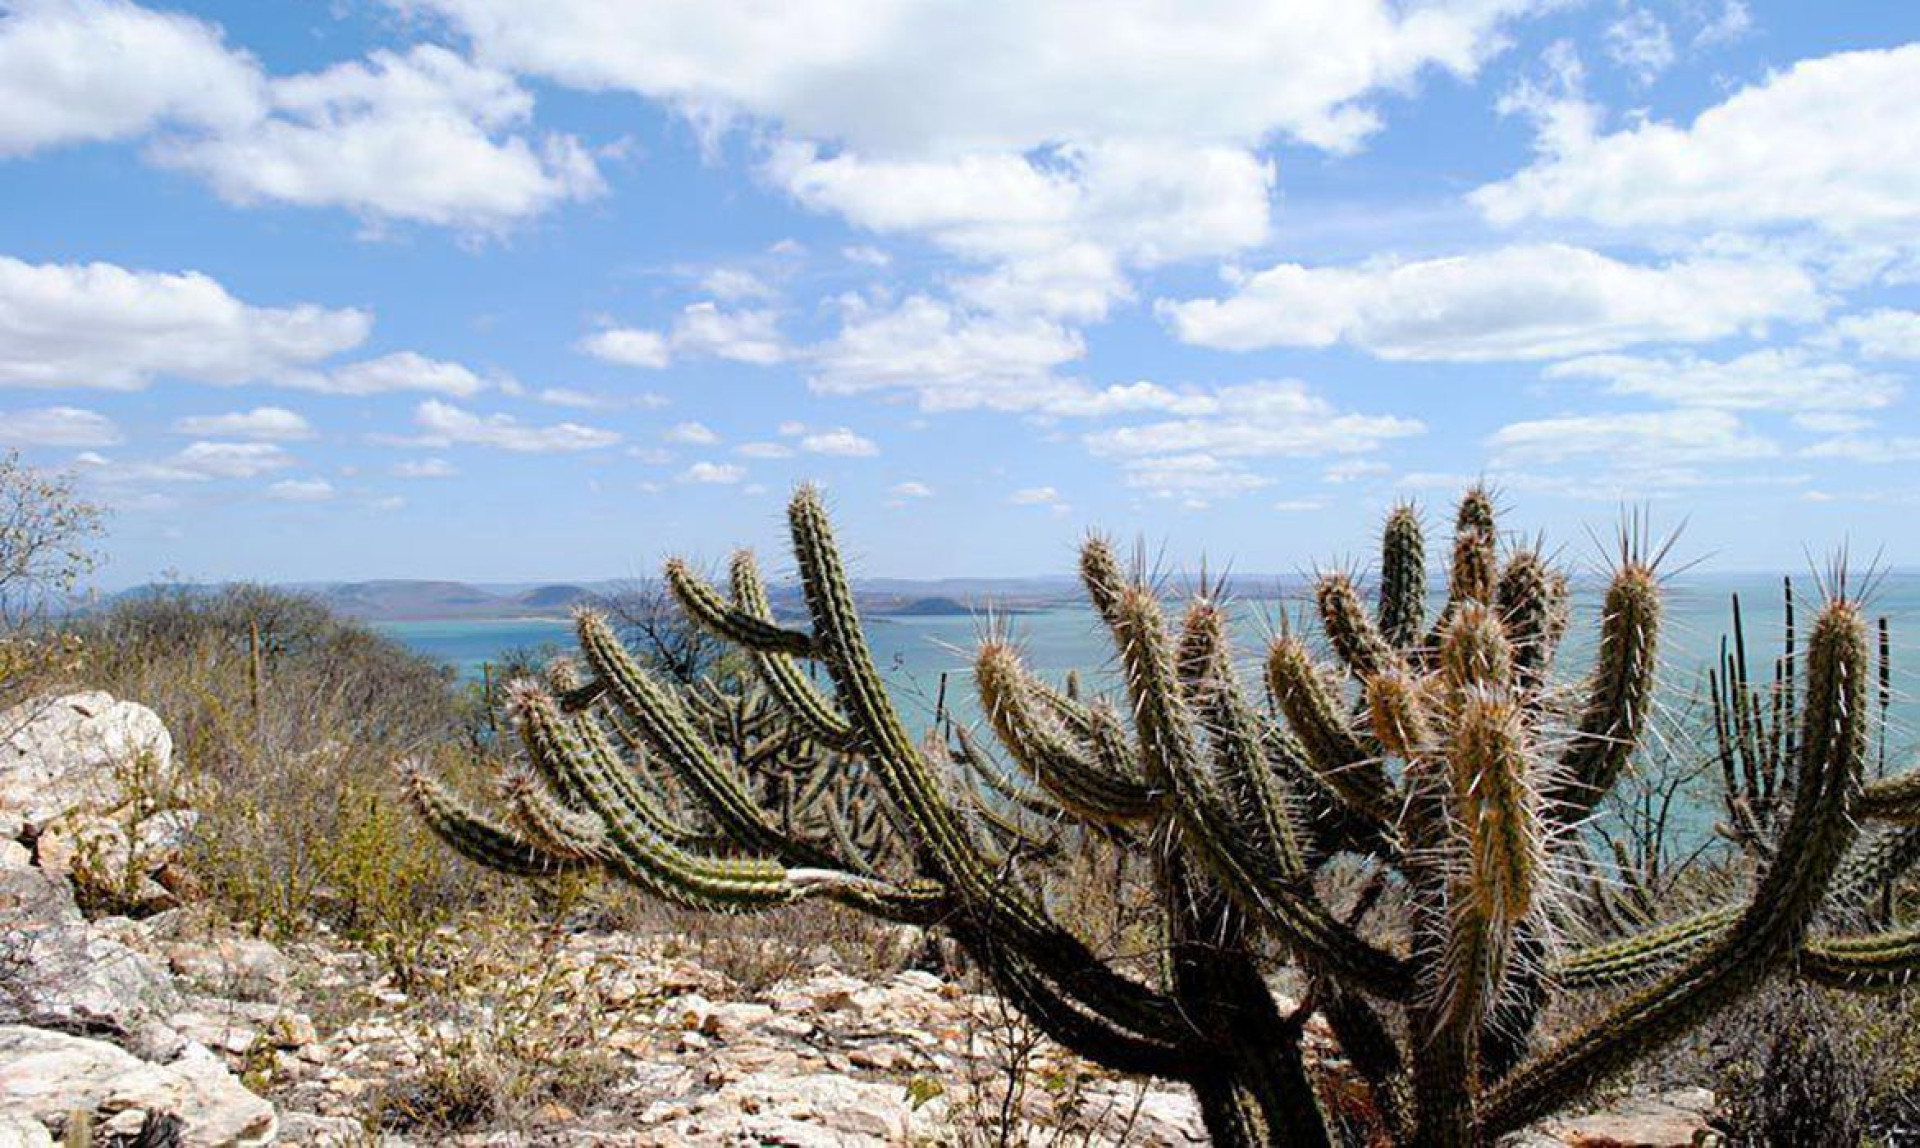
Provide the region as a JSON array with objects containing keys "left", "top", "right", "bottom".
[{"left": 409, "top": 485, "right": 1920, "bottom": 1147}]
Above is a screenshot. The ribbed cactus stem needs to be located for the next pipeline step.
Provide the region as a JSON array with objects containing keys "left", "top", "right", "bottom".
[
  {"left": 1449, "top": 487, "right": 1499, "bottom": 607},
  {"left": 1379, "top": 503, "right": 1427, "bottom": 649},
  {"left": 1485, "top": 595, "right": 1869, "bottom": 1137},
  {"left": 725, "top": 550, "right": 856, "bottom": 746},
  {"left": 1440, "top": 602, "right": 1514, "bottom": 709},
  {"left": 665, "top": 557, "right": 816, "bottom": 656},
  {"left": 1318, "top": 571, "right": 1398, "bottom": 679},
  {"left": 1079, "top": 535, "right": 1128, "bottom": 627},
  {"left": 1267, "top": 635, "right": 1395, "bottom": 822},
  {"left": 1495, "top": 549, "right": 1557, "bottom": 678},
  {"left": 400, "top": 760, "right": 595, "bottom": 877},
  {"left": 1444, "top": 689, "right": 1540, "bottom": 1020},
  {"left": 975, "top": 641, "right": 1159, "bottom": 823},
  {"left": 1551, "top": 563, "right": 1660, "bottom": 820}
]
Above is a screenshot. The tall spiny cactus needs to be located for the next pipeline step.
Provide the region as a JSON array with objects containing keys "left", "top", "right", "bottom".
[{"left": 405, "top": 485, "right": 1920, "bottom": 1147}]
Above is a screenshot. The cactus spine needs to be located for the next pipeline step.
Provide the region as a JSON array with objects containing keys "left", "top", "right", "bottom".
[{"left": 408, "top": 483, "right": 1920, "bottom": 1147}]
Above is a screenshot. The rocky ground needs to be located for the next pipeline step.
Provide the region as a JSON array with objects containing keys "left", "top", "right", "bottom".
[{"left": 0, "top": 691, "right": 1723, "bottom": 1146}]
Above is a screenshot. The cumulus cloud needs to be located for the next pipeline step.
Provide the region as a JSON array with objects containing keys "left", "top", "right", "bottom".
[
  {"left": 0, "top": 256, "right": 369, "bottom": 390},
  {"left": 668, "top": 303, "right": 787, "bottom": 365},
  {"left": 266, "top": 477, "right": 335, "bottom": 502},
  {"left": 409, "top": 399, "right": 619, "bottom": 452},
  {"left": 0, "top": 405, "right": 121, "bottom": 447},
  {"left": 1473, "top": 44, "right": 1920, "bottom": 239},
  {"left": 1009, "top": 486, "right": 1061, "bottom": 505},
  {"left": 1160, "top": 244, "right": 1824, "bottom": 361},
  {"left": 1545, "top": 349, "right": 1899, "bottom": 413},
  {"left": 1082, "top": 380, "right": 1423, "bottom": 501},
  {"left": 680, "top": 461, "right": 745, "bottom": 484},
  {"left": 735, "top": 441, "right": 793, "bottom": 459},
  {"left": 172, "top": 406, "right": 313, "bottom": 440},
  {"left": 1826, "top": 310, "right": 1920, "bottom": 360},
  {"left": 0, "top": 0, "right": 264, "bottom": 156},
  {"left": 318, "top": 351, "right": 486, "bottom": 396},
  {"left": 810, "top": 295, "right": 1085, "bottom": 410},
  {"left": 151, "top": 43, "right": 604, "bottom": 229},
  {"left": 577, "top": 328, "right": 670, "bottom": 369},
  {"left": 798, "top": 427, "right": 879, "bottom": 457},
  {"left": 393, "top": 457, "right": 456, "bottom": 478},
  {"left": 1488, "top": 409, "right": 1776, "bottom": 466},
  {"left": 579, "top": 304, "right": 787, "bottom": 369},
  {"left": 888, "top": 481, "right": 932, "bottom": 498},
  {"left": 395, "top": 0, "right": 1535, "bottom": 156},
  {"left": 664, "top": 421, "right": 719, "bottom": 445}
]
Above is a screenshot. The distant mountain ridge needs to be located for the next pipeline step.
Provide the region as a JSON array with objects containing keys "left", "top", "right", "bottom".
[{"left": 109, "top": 576, "right": 1124, "bottom": 623}]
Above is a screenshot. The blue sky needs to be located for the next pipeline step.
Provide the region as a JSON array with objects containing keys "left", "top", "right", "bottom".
[{"left": 1, "top": 0, "right": 1916, "bottom": 587}]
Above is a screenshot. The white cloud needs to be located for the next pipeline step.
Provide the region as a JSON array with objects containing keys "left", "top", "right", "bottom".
[
  {"left": 1692, "top": 1, "right": 1752, "bottom": 49},
  {"left": 410, "top": 399, "right": 619, "bottom": 452},
  {"left": 735, "top": 441, "right": 793, "bottom": 459},
  {"left": 165, "top": 441, "right": 293, "bottom": 479},
  {"left": 664, "top": 421, "right": 719, "bottom": 445},
  {"left": 668, "top": 303, "right": 787, "bottom": 365},
  {"left": 1085, "top": 380, "right": 1423, "bottom": 461},
  {"left": 698, "top": 268, "right": 774, "bottom": 301},
  {"left": 1473, "top": 45, "right": 1920, "bottom": 238},
  {"left": 1119, "top": 453, "right": 1274, "bottom": 499},
  {"left": 400, "top": 1, "right": 1534, "bottom": 157},
  {"left": 810, "top": 295, "right": 1085, "bottom": 411},
  {"left": 531, "top": 386, "right": 666, "bottom": 410},
  {"left": 843, "top": 245, "right": 891, "bottom": 267},
  {"left": 0, "top": 0, "right": 265, "bottom": 156},
  {"left": 1009, "top": 486, "right": 1061, "bottom": 506},
  {"left": 151, "top": 44, "right": 604, "bottom": 229},
  {"left": 681, "top": 461, "right": 745, "bottom": 484},
  {"left": 0, "top": 256, "right": 369, "bottom": 390},
  {"left": 578, "top": 327, "right": 669, "bottom": 368},
  {"left": 393, "top": 457, "right": 456, "bottom": 478},
  {"left": 266, "top": 477, "right": 335, "bottom": 502},
  {"left": 172, "top": 406, "right": 313, "bottom": 440},
  {"left": 1488, "top": 409, "right": 1776, "bottom": 466},
  {"left": 0, "top": 405, "right": 121, "bottom": 447},
  {"left": 319, "top": 351, "right": 486, "bottom": 396},
  {"left": 1545, "top": 349, "right": 1899, "bottom": 413},
  {"left": 888, "top": 480, "right": 932, "bottom": 498},
  {"left": 1800, "top": 436, "right": 1920, "bottom": 465},
  {"left": 798, "top": 427, "right": 879, "bottom": 457},
  {"left": 577, "top": 305, "right": 787, "bottom": 369},
  {"left": 1161, "top": 244, "right": 1824, "bottom": 361},
  {"left": 1827, "top": 310, "right": 1920, "bottom": 360},
  {"left": 1604, "top": 8, "right": 1674, "bottom": 85}
]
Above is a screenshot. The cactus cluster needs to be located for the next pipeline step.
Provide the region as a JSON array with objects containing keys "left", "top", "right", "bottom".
[{"left": 406, "top": 485, "right": 1920, "bottom": 1147}]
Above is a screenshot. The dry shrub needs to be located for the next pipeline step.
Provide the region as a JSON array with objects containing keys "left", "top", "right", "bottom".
[{"left": 60, "top": 585, "right": 509, "bottom": 965}]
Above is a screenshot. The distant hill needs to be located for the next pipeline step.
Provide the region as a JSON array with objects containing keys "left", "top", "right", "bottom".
[{"left": 108, "top": 570, "right": 1316, "bottom": 624}]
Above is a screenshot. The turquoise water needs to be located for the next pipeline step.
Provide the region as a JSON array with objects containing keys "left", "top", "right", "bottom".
[{"left": 374, "top": 572, "right": 1920, "bottom": 753}]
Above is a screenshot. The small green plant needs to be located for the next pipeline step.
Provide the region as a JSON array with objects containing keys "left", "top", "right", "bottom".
[{"left": 409, "top": 485, "right": 1920, "bottom": 1147}]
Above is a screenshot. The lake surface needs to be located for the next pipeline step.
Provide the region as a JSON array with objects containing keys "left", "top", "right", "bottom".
[{"left": 374, "top": 571, "right": 1920, "bottom": 761}]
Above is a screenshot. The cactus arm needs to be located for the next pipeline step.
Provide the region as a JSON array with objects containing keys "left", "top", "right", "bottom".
[
  {"left": 1554, "top": 907, "right": 1741, "bottom": 989},
  {"left": 516, "top": 681, "right": 946, "bottom": 917},
  {"left": 1485, "top": 597, "right": 1869, "bottom": 1138},
  {"left": 498, "top": 766, "right": 608, "bottom": 860},
  {"left": 726, "top": 550, "right": 857, "bottom": 746},
  {"left": 1860, "top": 769, "right": 1920, "bottom": 822},
  {"left": 576, "top": 608, "right": 849, "bottom": 870},
  {"left": 788, "top": 487, "right": 1202, "bottom": 1047},
  {"left": 663, "top": 557, "right": 817, "bottom": 657},
  {"left": 1378, "top": 502, "right": 1427, "bottom": 649},
  {"left": 1266, "top": 635, "right": 1398, "bottom": 825},
  {"left": 1495, "top": 549, "right": 1559, "bottom": 679},
  {"left": 399, "top": 761, "right": 596, "bottom": 877},
  {"left": 1547, "top": 563, "right": 1660, "bottom": 822},
  {"left": 976, "top": 641, "right": 1163, "bottom": 823},
  {"left": 1316, "top": 572, "right": 1399, "bottom": 680},
  {"left": 946, "top": 723, "right": 1083, "bottom": 824},
  {"left": 1800, "top": 928, "right": 1920, "bottom": 991},
  {"left": 1112, "top": 585, "right": 1413, "bottom": 998}
]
